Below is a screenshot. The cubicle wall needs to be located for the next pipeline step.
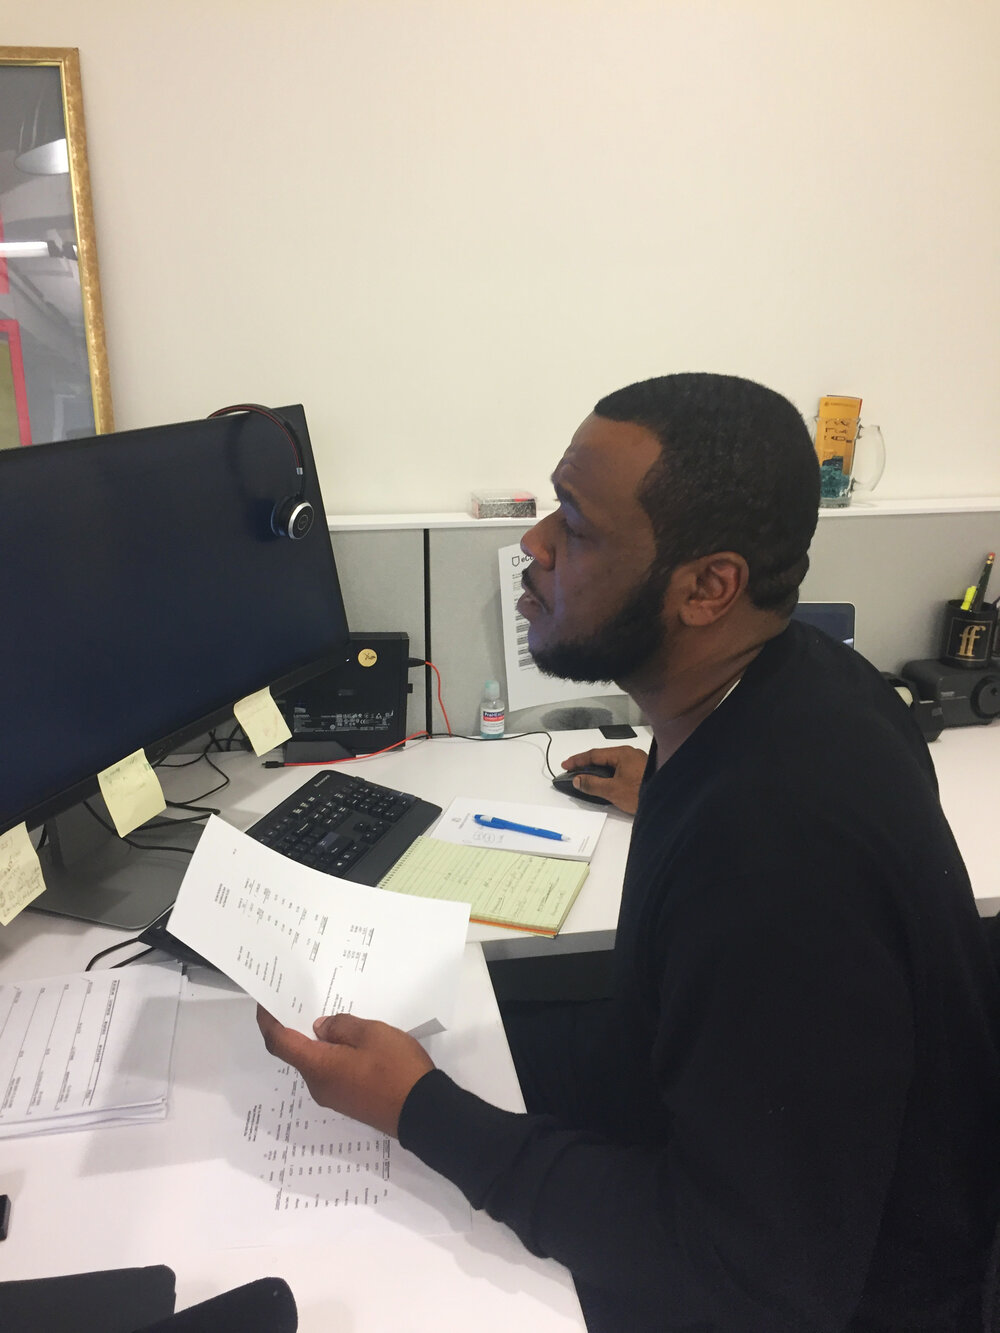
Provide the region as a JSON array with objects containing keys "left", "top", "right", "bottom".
[{"left": 330, "top": 505, "right": 1000, "bottom": 740}]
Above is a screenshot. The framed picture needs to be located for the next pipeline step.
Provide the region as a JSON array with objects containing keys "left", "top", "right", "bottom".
[{"left": 0, "top": 47, "right": 112, "bottom": 447}]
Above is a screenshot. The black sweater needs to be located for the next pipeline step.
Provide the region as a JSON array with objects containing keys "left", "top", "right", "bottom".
[{"left": 399, "top": 622, "right": 1000, "bottom": 1331}]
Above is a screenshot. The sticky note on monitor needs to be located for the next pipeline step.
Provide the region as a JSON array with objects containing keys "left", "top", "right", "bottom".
[
  {"left": 0, "top": 823, "right": 47, "bottom": 925},
  {"left": 98, "top": 749, "right": 167, "bottom": 838},
  {"left": 233, "top": 686, "right": 291, "bottom": 757}
]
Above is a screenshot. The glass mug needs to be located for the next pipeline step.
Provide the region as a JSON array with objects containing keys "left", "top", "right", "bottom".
[{"left": 810, "top": 418, "right": 886, "bottom": 508}]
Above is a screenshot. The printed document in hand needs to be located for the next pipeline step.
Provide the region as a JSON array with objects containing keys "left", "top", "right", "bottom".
[
  {"left": 435, "top": 797, "right": 606, "bottom": 861},
  {"left": 0, "top": 963, "right": 182, "bottom": 1138},
  {"left": 167, "top": 816, "right": 470, "bottom": 1036}
]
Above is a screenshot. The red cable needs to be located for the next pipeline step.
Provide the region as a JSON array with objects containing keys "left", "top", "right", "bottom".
[
  {"left": 425, "top": 659, "right": 453, "bottom": 736},
  {"left": 280, "top": 730, "right": 431, "bottom": 766},
  {"left": 277, "top": 657, "right": 453, "bottom": 767}
]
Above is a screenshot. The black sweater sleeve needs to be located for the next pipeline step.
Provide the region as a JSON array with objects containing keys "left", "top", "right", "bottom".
[{"left": 398, "top": 865, "right": 915, "bottom": 1333}]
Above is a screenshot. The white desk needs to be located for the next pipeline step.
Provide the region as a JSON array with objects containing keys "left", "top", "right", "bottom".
[
  {"left": 172, "top": 728, "right": 640, "bottom": 957},
  {"left": 924, "top": 725, "right": 1000, "bottom": 914},
  {"left": 2, "top": 722, "right": 995, "bottom": 1329},
  {"left": 1, "top": 733, "right": 612, "bottom": 1331}
]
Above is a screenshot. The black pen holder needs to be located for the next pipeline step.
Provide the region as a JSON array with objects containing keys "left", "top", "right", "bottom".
[{"left": 940, "top": 599, "right": 998, "bottom": 669}]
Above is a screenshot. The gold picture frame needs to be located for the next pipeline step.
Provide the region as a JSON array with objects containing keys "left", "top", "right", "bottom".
[{"left": 0, "top": 46, "right": 112, "bottom": 446}]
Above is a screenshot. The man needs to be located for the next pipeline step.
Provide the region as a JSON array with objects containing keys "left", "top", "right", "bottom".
[{"left": 259, "top": 374, "right": 1000, "bottom": 1331}]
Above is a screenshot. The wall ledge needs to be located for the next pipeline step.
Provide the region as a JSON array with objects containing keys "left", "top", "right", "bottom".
[{"left": 327, "top": 496, "right": 1000, "bottom": 532}]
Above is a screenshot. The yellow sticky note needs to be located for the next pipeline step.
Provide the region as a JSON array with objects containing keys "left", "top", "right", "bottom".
[
  {"left": 233, "top": 686, "right": 291, "bottom": 757},
  {"left": 98, "top": 749, "right": 167, "bottom": 838},
  {"left": 0, "top": 823, "right": 47, "bottom": 926}
]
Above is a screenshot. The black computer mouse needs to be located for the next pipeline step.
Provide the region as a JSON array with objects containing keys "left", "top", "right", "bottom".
[{"left": 551, "top": 764, "right": 616, "bottom": 806}]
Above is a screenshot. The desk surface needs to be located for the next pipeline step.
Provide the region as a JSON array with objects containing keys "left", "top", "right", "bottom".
[
  {"left": 191, "top": 722, "right": 999, "bottom": 920},
  {"left": 0, "top": 919, "right": 587, "bottom": 1331},
  {"left": 2, "top": 722, "right": 996, "bottom": 1328}
]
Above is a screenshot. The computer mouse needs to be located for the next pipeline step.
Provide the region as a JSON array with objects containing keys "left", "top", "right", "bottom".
[{"left": 551, "top": 764, "right": 616, "bottom": 806}]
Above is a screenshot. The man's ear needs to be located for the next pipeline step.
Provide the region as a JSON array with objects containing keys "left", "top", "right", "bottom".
[{"left": 672, "top": 553, "right": 749, "bottom": 627}]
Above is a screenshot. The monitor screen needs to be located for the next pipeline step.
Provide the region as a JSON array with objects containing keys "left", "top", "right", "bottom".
[
  {"left": 792, "top": 601, "right": 856, "bottom": 649},
  {"left": 0, "top": 404, "right": 350, "bottom": 845}
]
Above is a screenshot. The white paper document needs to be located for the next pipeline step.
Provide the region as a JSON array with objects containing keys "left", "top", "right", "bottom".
[
  {"left": 434, "top": 797, "right": 606, "bottom": 861},
  {"left": 0, "top": 964, "right": 182, "bottom": 1138},
  {"left": 163, "top": 991, "right": 471, "bottom": 1247},
  {"left": 498, "top": 541, "right": 625, "bottom": 712},
  {"left": 167, "top": 816, "right": 471, "bottom": 1036}
]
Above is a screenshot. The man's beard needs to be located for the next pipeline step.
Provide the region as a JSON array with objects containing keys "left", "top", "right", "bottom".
[{"left": 527, "top": 565, "right": 669, "bottom": 685}]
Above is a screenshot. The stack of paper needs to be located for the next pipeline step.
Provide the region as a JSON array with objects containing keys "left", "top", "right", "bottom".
[{"left": 0, "top": 964, "right": 183, "bottom": 1138}]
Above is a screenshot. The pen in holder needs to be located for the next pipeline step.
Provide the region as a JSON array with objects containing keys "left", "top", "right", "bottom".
[{"left": 940, "top": 599, "right": 998, "bottom": 669}]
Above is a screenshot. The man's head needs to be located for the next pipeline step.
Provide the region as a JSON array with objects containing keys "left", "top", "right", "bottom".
[{"left": 518, "top": 373, "right": 819, "bottom": 686}]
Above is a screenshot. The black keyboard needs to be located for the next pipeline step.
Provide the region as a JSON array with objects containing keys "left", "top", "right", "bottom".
[
  {"left": 244, "top": 768, "right": 442, "bottom": 886},
  {"left": 138, "top": 770, "right": 441, "bottom": 967}
]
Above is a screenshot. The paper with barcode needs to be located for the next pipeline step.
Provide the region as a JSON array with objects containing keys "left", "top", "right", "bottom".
[{"left": 168, "top": 816, "right": 470, "bottom": 1036}]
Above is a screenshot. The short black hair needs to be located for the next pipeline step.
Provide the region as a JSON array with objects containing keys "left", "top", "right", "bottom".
[{"left": 594, "top": 373, "right": 820, "bottom": 616}]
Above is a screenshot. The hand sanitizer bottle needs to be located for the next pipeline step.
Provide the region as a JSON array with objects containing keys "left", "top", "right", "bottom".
[{"left": 480, "top": 679, "right": 505, "bottom": 738}]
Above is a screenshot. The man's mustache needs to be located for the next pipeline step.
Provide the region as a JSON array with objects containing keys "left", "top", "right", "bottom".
[{"left": 521, "top": 565, "right": 539, "bottom": 598}]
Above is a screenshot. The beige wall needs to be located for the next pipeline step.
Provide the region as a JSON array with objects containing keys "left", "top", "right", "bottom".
[{"left": 7, "top": 2, "right": 1000, "bottom": 510}]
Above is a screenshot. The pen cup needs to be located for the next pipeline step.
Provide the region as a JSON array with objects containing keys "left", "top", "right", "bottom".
[{"left": 940, "top": 599, "right": 998, "bottom": 669}]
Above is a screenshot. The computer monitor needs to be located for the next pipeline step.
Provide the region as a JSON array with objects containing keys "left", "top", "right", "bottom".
[
  {"left": 0, "top": 404, "right": 351, "bottom": 929},
  {"left": 792, "top": 601, "right": 856, "bottom": 649}
]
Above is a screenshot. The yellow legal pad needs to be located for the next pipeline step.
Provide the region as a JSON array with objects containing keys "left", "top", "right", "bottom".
[{"left": 378, "top": 836, "right": 589, "bottom": 936}]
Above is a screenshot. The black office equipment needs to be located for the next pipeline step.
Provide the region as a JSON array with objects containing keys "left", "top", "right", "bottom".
[
  {"left": 792, "top": 601, "right": 856, "bottom": 647},
  {"left": 244, "top": 767, "right": 441, "bottom": 884},
  {"left": 207, "top": 402, "right": 315, "bottom": 540},
  {"left": 0, "top": 405, "right": 350, "bottom": 928},
  {"left": 901, "top": 660, "right": 1000, "bottom": 728},
  {"left": 551, "top": 764, "right": 615, "bottom": 806},
  {"left": 280, "top": 631, "right": 412, "bottom": 761}
]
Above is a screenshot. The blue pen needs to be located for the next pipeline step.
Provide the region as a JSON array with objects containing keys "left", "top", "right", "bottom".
[{"left": 473, "top": 814, "right": 568, "bottom": 841}]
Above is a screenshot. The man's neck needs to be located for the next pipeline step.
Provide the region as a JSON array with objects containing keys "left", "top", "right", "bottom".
[{"left": 627, "top": 622, "right": 784, "bottom": 768}]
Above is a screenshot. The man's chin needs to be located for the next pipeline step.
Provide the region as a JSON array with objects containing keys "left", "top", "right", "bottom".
[{"left": 528, "top": 641, "right": 618, "bottom": 687}]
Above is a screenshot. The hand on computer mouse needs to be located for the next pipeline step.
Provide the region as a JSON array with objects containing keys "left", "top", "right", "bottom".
[{"left": 557, "top": 745, "right": 648, "bottom": 815}]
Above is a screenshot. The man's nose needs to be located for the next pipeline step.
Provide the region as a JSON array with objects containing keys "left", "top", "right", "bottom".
[{"left": 520, "top": 512, "right": 556, "bottom": 569}]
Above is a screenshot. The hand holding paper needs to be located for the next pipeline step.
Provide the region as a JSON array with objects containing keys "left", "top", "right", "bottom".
[{"left": 256, "top": 1008, "right": 434, "bottom": 1137}]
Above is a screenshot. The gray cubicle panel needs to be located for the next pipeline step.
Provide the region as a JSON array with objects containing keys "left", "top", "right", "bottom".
[
  {"left": 329, "top": 507, "right": 1000, "bottom": 741},
  {"left": 328, "top": 527, "right": 428, "bottom": 737},
  {"left": 798, "top": 509, "right": 1000, "bottom": 672}
]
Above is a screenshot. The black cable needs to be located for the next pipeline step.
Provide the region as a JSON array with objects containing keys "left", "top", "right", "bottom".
[
  {"left": 156, "top": 736, "right": 232, "bottom": 810},
  {"left": 84, "top": 936, "right": 147, "bottom": 970},
  {"left": 82, "top": 801, "right": 196, "bottom": 856},
  {"left": 208, "top": 723, "right": 245, "bottom": 753},
  {"left": 112, "top": 947, "right": 157, "bottom": 968},
  {"left": 454, "top": 728, "right": 558, "bottom": 776},
  {"left": 155, "top": 751, "right": 209, "bottom": 769}
]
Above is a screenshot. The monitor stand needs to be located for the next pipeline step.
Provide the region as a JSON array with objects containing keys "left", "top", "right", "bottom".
[{"left": 29, "top": 800, "right": 203, "bottom": 931}]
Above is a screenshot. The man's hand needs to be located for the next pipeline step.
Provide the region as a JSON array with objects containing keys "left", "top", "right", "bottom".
[
  {"left": 561, "top": 744, "right": 648, "bottom": 815},
  {"left": 256, "top": 1008, "right": 434, "bottom": 1137}
]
